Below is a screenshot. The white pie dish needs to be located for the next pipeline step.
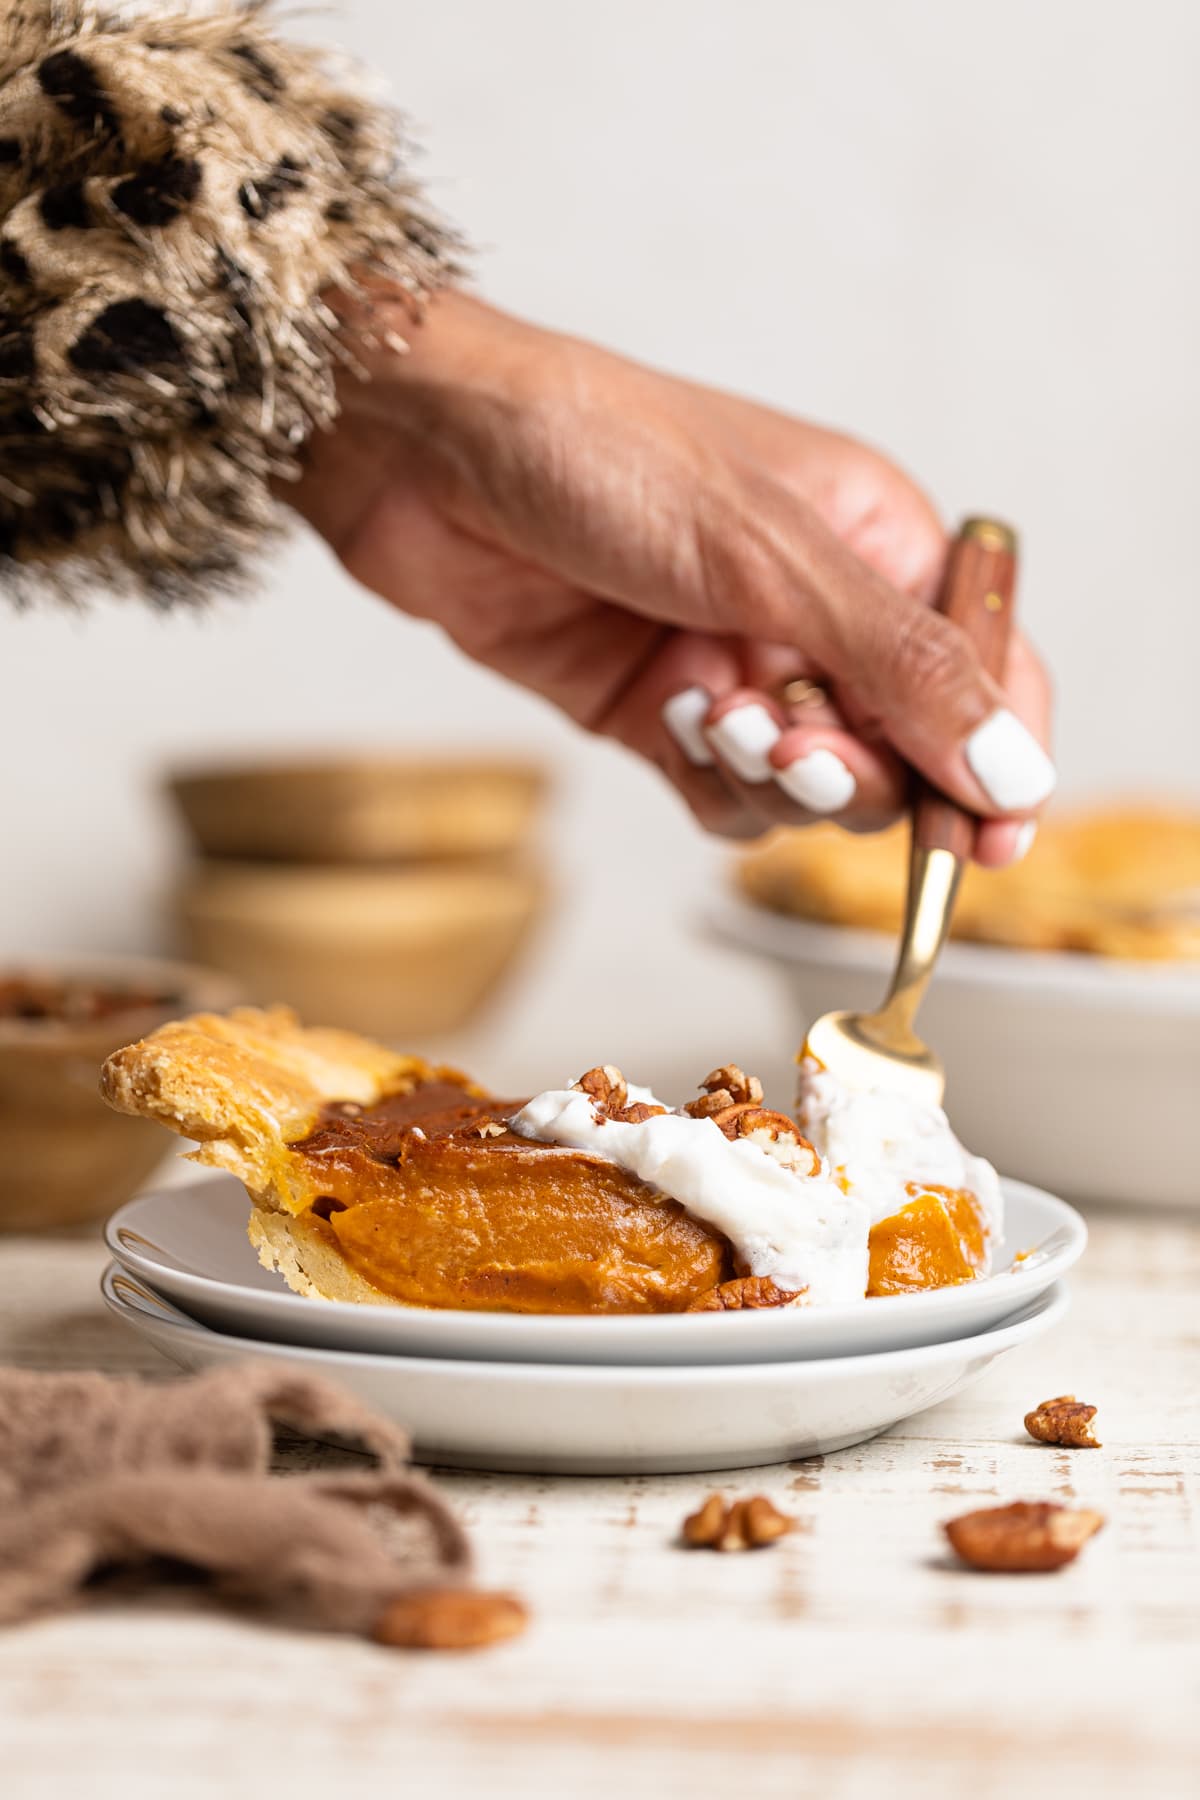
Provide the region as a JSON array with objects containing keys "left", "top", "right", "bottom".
[
  {"left": 104, "top": 1171, "right": 1085, "bottom": 1366},
  {"left": 100, "top": 1262, "right": 1069, "bottom": 1475},
  {"left": 708, "top": 898, "right": 1200, "bottom": 1209}
]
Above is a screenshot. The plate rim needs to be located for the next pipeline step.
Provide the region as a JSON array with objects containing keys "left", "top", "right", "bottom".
[
  {"left": 104, "top": 1171, "right": 1084, "bottom": 1348},
  {"left": 100, "top": 1261, "right": 1070, "bottom": 1384}
]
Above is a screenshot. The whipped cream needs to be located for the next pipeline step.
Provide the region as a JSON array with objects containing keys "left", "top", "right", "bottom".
[
  {"left": 797, "top": 1060, "right": 1003, "bottom": 1252},
  {"left": 509, "top": 1087, "right": 869, "bottom": 1304}
]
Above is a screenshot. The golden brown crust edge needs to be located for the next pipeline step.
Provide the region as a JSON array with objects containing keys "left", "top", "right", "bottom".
[
  {"left": 248, "top": 1209, "right": 403, "bottom": 1305},
  {"left": 99, "top": 1005, "right": 463, "bottom": 1215}
]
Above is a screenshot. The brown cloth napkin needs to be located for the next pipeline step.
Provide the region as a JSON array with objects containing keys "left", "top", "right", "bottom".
[{"left": 0, "top": 1366, "right": 526, "bottom": 1650}]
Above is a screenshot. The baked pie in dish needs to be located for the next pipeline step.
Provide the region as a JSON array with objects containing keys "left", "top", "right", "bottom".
[
  {"left": 101, "top": 1007, "right": 1004, "bottom": 1315},
  {"left": 740, "top": 804, "right": 1200, "bottom": 960}
]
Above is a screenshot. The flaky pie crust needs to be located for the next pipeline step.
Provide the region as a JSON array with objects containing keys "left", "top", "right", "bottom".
[
  {"left": 99, "top": 1009, "right": 725, "bottom": 1312},
  {"left": 100, "top": 1005, "right": 467, "bottom": 1217}
]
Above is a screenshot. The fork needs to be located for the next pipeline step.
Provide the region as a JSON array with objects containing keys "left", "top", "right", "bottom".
[{"left": 803, "top": 517, "right": 1019, "bottom": 1107}]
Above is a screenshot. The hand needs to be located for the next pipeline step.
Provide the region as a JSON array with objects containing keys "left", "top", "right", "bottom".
[{"left": 290, "top": 290, "right": 1054, "bottom": 862}]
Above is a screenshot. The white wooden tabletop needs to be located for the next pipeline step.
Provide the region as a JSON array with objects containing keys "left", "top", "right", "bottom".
[{"left": 1, "top": 1207, "right": 1197, "bottom": 1800}]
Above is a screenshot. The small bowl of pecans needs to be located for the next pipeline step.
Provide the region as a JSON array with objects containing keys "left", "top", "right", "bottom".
[{"left": 0, "top": 956, "right": 239, "bottom": 1232}]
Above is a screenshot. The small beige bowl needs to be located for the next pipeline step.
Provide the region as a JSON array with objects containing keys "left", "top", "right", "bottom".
[
  {"left": 177, "top": 857, "right": 548, "bottom": 1040},
  {"left": 0, "top": 955, "right": 240, "bottom": 1233},
  {"left": 169, "top": 756, "right": 547, "bottom": 864}
]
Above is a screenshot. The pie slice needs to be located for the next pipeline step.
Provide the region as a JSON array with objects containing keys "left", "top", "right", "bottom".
[
  {"left": 102, "top": 1006, "right": 1000, "bottom": 1315},
  {"left": 100, "top": 1007, "right": 731, "bottom": 1314}
]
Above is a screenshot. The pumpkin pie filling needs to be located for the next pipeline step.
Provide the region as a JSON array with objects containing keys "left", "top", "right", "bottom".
[
  {"left": 288, "top": 1081, "right": 732, "bottom": 1314},
  {"left": 867, "top": 1184, "right": 989, "bottom": 1296}
]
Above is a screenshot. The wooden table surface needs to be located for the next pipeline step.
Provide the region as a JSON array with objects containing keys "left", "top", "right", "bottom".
[{"left": 1, "top": 1207, "right": 1197, "bottom": 1800}]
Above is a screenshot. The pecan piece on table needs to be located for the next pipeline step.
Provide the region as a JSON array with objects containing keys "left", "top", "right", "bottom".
[
  {"left": 681, "top": 1493, "right": 795, "bottom": 1551},
  {"left": 373, "top": 1587, "right": 528, "bottom": 1651},
  {"left": 1024, "top": 1394, "right": 1101, "bottom": 1448},
  {"left": 943, "top": 1501, "right": 1105, "bottom": 1572},
  {"left": 686, "top": 1275, "right": 807, "bottom": 1312}
]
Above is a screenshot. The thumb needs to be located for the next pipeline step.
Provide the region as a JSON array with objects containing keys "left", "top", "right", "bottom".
[
  {"left": 825, "top": 587, "right": 1056, "bottom": 818},
  {"left": 719, "top": 490, "right": 1056, "bottom": 818}
]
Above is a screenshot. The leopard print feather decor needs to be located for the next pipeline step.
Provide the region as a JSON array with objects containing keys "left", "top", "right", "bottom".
[{"left": 0, "top": 1, "right": 459, "bottom": 603}]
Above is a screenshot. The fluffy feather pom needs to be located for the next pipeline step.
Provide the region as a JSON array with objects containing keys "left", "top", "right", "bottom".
[{"left": 0, "top": 1, "right": 459, "bottom": 602}]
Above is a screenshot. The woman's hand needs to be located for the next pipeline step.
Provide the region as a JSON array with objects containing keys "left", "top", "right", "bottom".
[{"left": 290, "top": 290, "right": 1054, "bottom": 861}]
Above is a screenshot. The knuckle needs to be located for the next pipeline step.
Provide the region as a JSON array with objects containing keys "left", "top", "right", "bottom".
[
  {"left": 887, "top": 607, "right": 978, "bottom": 705},
  {"left": 842, "top": 473, "right": 946, "bottom": 601}
]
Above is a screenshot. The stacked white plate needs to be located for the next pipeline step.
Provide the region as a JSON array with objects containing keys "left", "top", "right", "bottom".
[{"left": 103, "top": 1173, "right": 1085, "bottom": 1475}]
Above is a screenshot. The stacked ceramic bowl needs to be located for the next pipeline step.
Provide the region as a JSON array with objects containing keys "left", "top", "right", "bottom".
[
  {"left": 102, "top": 1167, "right": 1086, "bottom": 1475},
  {"left": 168, "top": 756, "right": 549, "bottom": 1040},
  {"left": 0, "top": 957, "right": 238, "bottom": 1232}
]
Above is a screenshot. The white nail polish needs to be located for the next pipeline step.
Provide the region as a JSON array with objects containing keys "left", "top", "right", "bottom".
[
  {"left": 964, "top": 709, "right": 1057, "bottom": 810},
  {"left": 661, "top": 686, "right": 715, "bottom": 767},
  {"left": 774, "top": 748, "right": 857, "bottom": 814},
  {"left": 1011, "top": 819, "right": 1038, "bottom": 863},
  {"left": 705, "top": 703, "right": 781, "bottom": 783}
]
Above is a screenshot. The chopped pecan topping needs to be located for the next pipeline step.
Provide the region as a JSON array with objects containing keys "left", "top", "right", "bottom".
[
  {"left": 687, "top": 1275, "right": 807, "bottom": 1311},
  {"left": 681, "top": 1493, "right": 795, "bottom": 1551},
  {"left": 704, "top": 1103, "right": 820, "bottom": 1175},
  {"left": 1024, "top": 1395, "right": 1101, "bottom": 1448},
  {"left": 569, "top": 1066, "right": 673, "bottom": 1125},
  {"left": 710, "top": 1102, "right": 798, "bottom": 1138},
  {"left": 700, "top": 1065, "right": 764, "bottom": 1106},
  {"left": 572, "top": 1065, "right": 628, "bottom": 1112},
  {"left": 684, "top": 1088, "right": 735, "bottom": 1118},
  {"left": 472, "top": 1118, "right": 507, "bottom": 1139},
  {"left": 373, "top": 1587, "right": 528, "bottom": 1651},
  {"left": 943, "top": 1501, "right": 1105, "bottom": 1572}
]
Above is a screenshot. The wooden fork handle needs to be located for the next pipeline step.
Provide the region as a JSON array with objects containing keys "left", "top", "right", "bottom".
[{"left": 914, "top": 517, "right": 1019, "bottom": 858}]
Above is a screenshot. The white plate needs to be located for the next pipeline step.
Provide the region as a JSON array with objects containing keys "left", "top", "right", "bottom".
[
  {"left": 100, "top": 1263, "right": 1069, "bottom": 1474},
  {"left": 708, "top": 898, "right": 1200, "bottom": 1209},
  {"left": 105, "top": 1173, "right": 1084, "bottom": 1366}
]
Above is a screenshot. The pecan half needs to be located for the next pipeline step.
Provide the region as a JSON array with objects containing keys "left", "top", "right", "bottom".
[
  {"left": 572, "top": 1065, "right": 628, "bottom": 1111},
  {"left": 943, "top": 1501, "right": 1105, "bottom": 1572},
  {"left": 686, "top": 1276, "right": 807, "bottom": 1311},
  {"left": 373, "top": 1587, "right": 528, "bottom": 1650},
  {"left": 681, "top": 1493, "right": 795, "bottom": 1551},
  {"left": 617, "top": 1101, "right": 669, "bottom": 1124},
  {"left": 1024, "top": 1395, "right": 1101, "bottom": 1448},
  {"left": 706, "top": 1103, "right": 820, "bottom": 1175}
]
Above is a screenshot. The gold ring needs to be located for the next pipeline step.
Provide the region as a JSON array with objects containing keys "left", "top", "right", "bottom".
[{"left": 777, "top": 678, "right": 828, "bottom": 710}]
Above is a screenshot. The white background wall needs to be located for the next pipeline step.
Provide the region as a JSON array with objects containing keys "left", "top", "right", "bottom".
[{"left": 3, "top": 0, "right": 1198, "bottom": 1092}]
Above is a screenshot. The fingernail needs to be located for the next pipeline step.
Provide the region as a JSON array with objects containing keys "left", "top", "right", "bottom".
[
  {"left": 964, "top": 709, "right": 1057, "bottom": 810},
  {"left": 1011, "top": 819, "right": 1038, "bottom": 863},
  {"left": 661, "top": 686, "right": 716, "bottom": 767},
  {"left": 774, "top": 748, "right": 857, "bottom": 814},
  {"left": 706, "top": 703, "right": 780, "bottom": 783}
]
